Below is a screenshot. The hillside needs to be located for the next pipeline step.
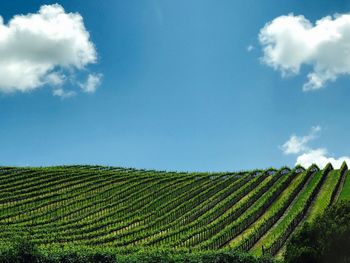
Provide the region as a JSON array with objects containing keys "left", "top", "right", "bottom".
[{"left": 0, "top": 163, "right": 349, "bottom": 257}]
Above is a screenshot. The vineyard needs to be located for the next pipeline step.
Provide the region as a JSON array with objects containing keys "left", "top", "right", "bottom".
[{"left": 0, "top": 162, "right": 349, "bottom": 258}]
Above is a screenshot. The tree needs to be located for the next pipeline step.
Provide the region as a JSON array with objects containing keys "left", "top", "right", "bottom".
[{"left": 284, "top": 201, "right": 350, "bottom": 263}]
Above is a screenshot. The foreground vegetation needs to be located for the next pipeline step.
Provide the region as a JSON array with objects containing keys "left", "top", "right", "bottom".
[
  {"left": 285, "top": 201, "right": 350, "bottom": 263},
  {"left": 0, "top": 163, "right": 349, "bottom": 262},
  {"left": 0, "top": 240, "right": 277, "bottom": 263}
]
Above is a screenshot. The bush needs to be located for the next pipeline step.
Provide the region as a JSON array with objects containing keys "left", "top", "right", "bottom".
[
  {"left": 0, "top": 237, "right": 39, "bottom": 263},
  {"left": 284, "top": 201, "right": 350, "bottom": 263},
  {"left": 0, "top": 236, "right": 277, "bottom": 263}
]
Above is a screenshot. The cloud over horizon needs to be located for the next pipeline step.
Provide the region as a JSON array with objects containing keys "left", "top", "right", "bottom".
[
  {"left": 260, "top": 13, "right": 350, "bottom": 91},
  {"left": 0, "top": 4, "right": 100, "bottom": 96},
  {"left": 281, "top": 126, "right": 350, "bottom": 169},
  {"left": 281, "top": 126, "right": 321, "bottom": 154},
  {"left": 79, "top": 73, "right": 102, "bottom": 93}
]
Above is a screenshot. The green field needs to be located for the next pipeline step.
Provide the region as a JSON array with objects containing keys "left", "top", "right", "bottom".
[{"left": 0, "top": 163, "right": 348, "bottom": 258}]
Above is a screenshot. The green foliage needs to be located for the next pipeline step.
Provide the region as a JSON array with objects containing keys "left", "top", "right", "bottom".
[
  {"left": 339, "top": 171, "right": 350, "bottom": 201},
  {"left": 284, "top": 201, "right": 350, "bottom": 263},
  {"left": 0, "top": 236, "right": 39, "bottom": 263},
  {"left": 0, "top": 242, "right": 277, "bottom": 263},
  {"left": 251, "top": 165, "right": 327, "bottom": 256},
  {"left": 0, "top": 164, "right": 348, "bottom": 262}
]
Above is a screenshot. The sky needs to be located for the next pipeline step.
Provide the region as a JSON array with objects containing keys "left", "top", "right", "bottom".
[{"left": 1, "top": 0, "right": 350, "bottom": 172}]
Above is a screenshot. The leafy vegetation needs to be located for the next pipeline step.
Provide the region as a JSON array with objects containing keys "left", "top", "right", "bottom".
[
  {"left": 0, "top": 163, "right": 348, "bottom": 262},
  {"left": 305, "top": 169, "right": 341, "bottom": 222},
  {"left": 0, "top": 239, "right": 278, "bottom": 263},
  {"left": 284, "top": 201, "right": 350, "bottom": 263},
  {"left": 339, "top": 171, "right": 350, "bottom": 201}
]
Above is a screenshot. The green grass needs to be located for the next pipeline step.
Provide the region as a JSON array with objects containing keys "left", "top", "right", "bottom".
[
  {"left": 305, "top": 170, "right": 341, "bottom": 222},
  {"left": 339, "top": 171, "right": 350, "bottom": 201},
  {"left": 250, "top": 170, "right": 324, "bottom": 256},
  {"left": 228, "top": 171, "right": 307, "bottom": 248}
]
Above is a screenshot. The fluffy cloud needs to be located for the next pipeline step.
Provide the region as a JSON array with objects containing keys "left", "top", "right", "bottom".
[
  {"left": 281, "top": 126, "right": 320, "bottom": 154},
  {"left": 79, "top": 73, "right": 102, "bottom": 93},
  {"left": 296, "top": 148, "right": 350, "bottom": 169},
  {"left": 259, "top": 13, "right": 350, "bottom": 90},
  {"left": 281, "top": 126, "right": 350, "bottom": 169},
  {"left": 0, "top": 4, "right": 97, "bottom": 93},
  {"left": 53, "top": 88, "right": 76, "bottom": 99}
]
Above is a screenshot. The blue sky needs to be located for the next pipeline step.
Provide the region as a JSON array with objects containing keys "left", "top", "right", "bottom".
[{"left": 1, "top": 0, "right": 350, "bottom": 171}]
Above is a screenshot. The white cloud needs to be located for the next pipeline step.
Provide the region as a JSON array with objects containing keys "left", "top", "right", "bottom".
[
  {"left": 296, "top": 148, "right": 350, "bottom": 169},
  {"left": 53, "top": 88, "right": 76, "bottom": 98},
  {"left": 259, "top": 13, "right": 350, "bottom": 90},
  {"left": 46, "top": 72, "right": 66, "bottom": 86},
  {"left": 281, "top": 126, "right": 320, "bottom": 154},
  {"left": 79, "top": 73, "right": 102, "bottom": 93},
  {"left": 281, "top": 126, "right": 350, "bottom": 169},
  {"left": 0, "top": 4, "right": 97, "bottom": 94}
]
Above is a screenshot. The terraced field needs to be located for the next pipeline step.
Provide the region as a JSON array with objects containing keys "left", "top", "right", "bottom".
[{"left": 0, "top": 163, "right": 348, "bottom": 257}]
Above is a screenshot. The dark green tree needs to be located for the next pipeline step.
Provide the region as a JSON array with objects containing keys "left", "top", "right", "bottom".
[{"left": 285, "top": 201, "right": 350, "bottom": 263}]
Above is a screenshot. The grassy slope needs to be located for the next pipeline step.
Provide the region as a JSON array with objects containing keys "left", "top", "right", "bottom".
[
  {"left": 305, "top": 170, "right": 341, "bottom": 222},
  {"left": 339, "top": 171, "right": 350, "bottom": 201},
  {"left": 228, "top": 171, "right": 306, "bottom": 248},
  {"left": 276, "top": 169, "right": 346, "bottom": 259},
  {"left": 250, "top": 171, "right": 323, "bottom": 256},
  {"left": 0, "top": 165, "right": 345, "bottom": 257}
]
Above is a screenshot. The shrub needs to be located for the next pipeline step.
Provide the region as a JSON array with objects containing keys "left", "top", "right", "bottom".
[
  {"left": 0, "top": 236, "right": 40, "bottom": 263},
  {"left": 284, "top": 201, "right": 350, "bottom": 263},
  {"left": 0, "top": 239, "right": 277, "bottom": 263}
]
